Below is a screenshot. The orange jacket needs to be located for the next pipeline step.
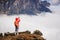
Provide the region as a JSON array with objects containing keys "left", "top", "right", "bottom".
[{"left": 14, "top": 17, "right": 20, "bottom": 27}]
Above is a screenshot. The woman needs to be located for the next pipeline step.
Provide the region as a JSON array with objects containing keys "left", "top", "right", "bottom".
[{"left": 14, "top": 17, "right": 20, "bottom": 35}]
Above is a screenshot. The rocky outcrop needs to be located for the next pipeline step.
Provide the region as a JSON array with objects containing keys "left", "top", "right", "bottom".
[{"left": 0, "top": 30, "right": 45, "bottom": 40}]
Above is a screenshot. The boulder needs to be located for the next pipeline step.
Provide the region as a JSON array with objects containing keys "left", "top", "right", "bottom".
[
  {"left": 33, "top": 30, "right": 43, "bottom": 36},
  {"left": 4, "top": 32, "right": 15, "bottom": 37},
  {"left": 0, "top": 33, "right": 3, "bottom": 37},
  {"left": 19, "top": 30, "right": 31, "bottom": 34}
]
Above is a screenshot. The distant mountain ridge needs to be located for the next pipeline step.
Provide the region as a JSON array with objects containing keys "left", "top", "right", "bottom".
[{"left": 0, "top": 0, "right": 52, "bottom": 15}]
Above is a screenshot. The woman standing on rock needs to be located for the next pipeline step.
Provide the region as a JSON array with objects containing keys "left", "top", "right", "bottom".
[{"left": 14, "top": 17, "right": 20, "bottom": 35}]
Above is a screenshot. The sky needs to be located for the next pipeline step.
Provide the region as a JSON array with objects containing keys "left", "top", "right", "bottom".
[{"left": 42, "top": 0, "right": 60, "bottom": 5}]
